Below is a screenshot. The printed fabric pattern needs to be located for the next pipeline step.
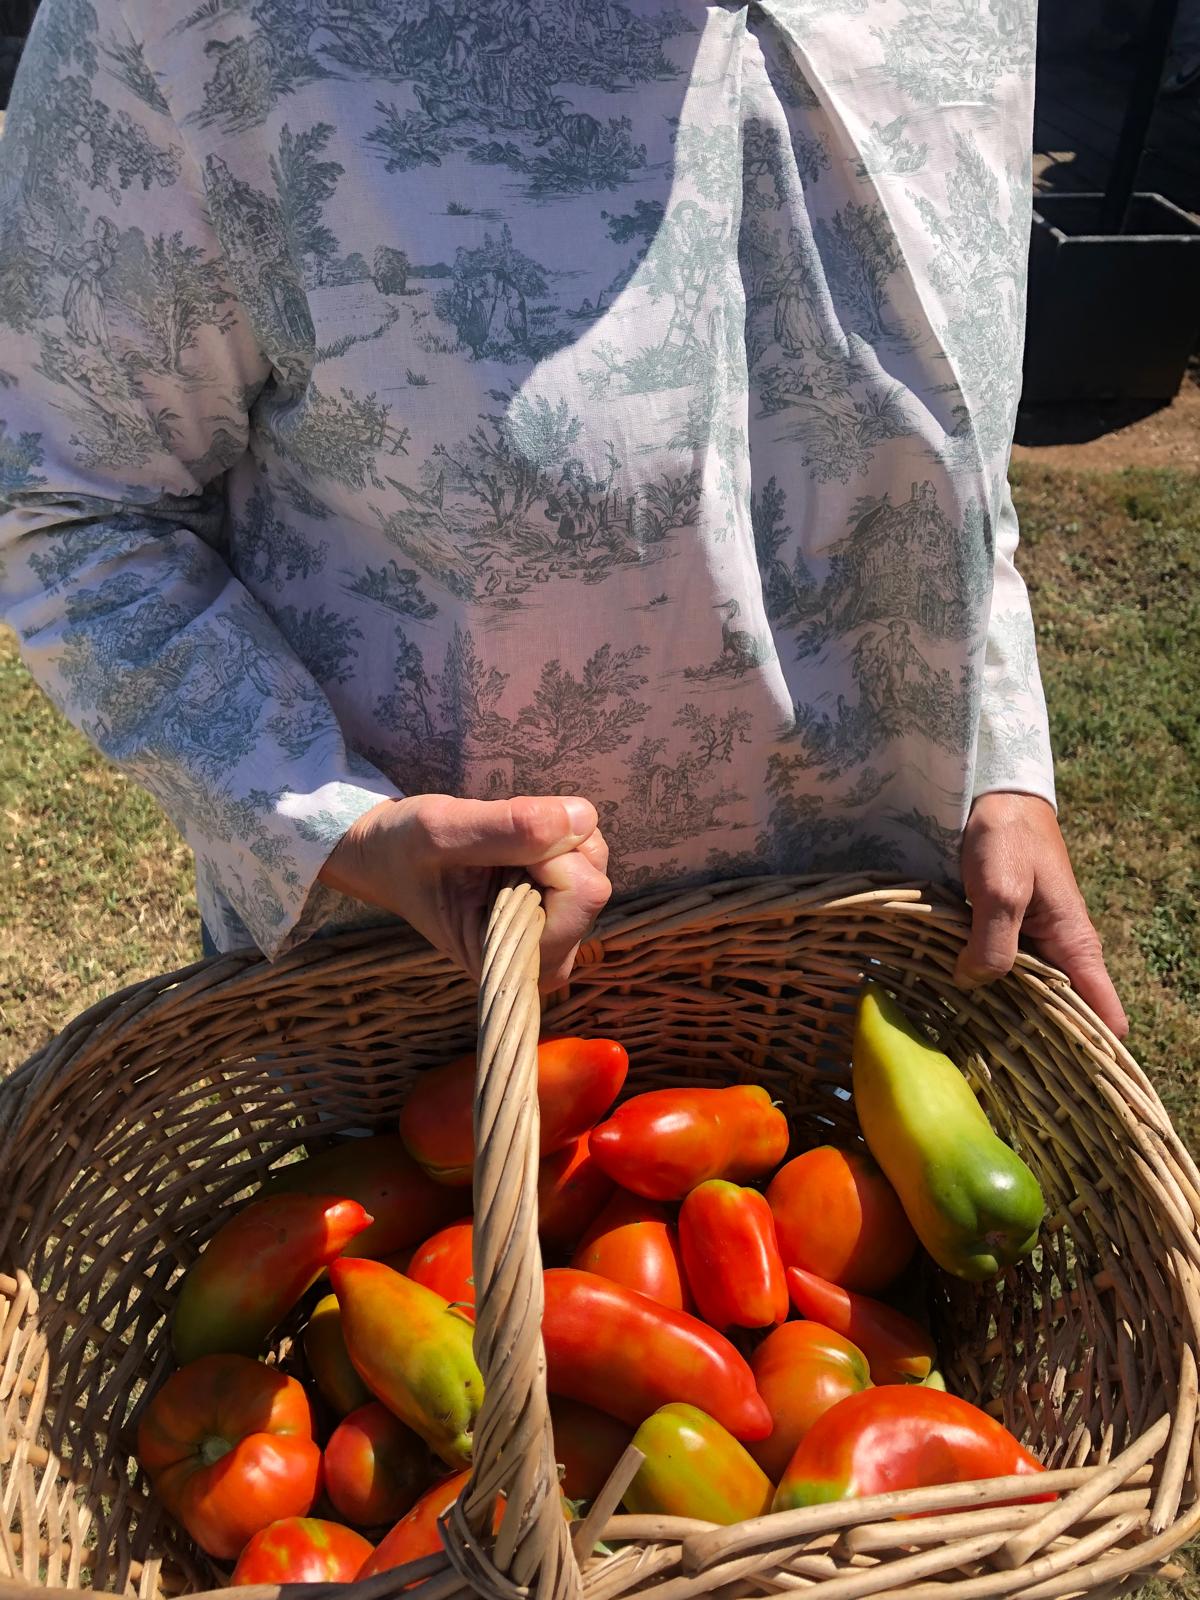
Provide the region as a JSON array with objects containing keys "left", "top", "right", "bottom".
[{"left": 0, "top": 0, "right": 1055, "bottom": 956}]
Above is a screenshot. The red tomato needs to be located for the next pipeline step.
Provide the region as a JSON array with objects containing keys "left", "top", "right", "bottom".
[
  {"left": 407, "top": 1218, "right": 476, "bottom": 1320},
  {"left": 356, "top": 1472, "right": 477, "bottom": 1578},
  {"left": 589, "top": 1086, "right": 789, "bottom": 1201},
  {"left": 773, "top": 1387, "right": 1050, "bottom": 1510},
  {"left": 260, "top": 1134, "right": 461, "bottom": 1258},
  {"left": 748, "top": 1321, "right": 873, "bottom": 1481},
  {"left": 767, "top": 1147, "right": 916, "bottom": 1294},
  {"left": 570, "top": 1190, "right": 690, "bottom": 1311},
  {"left": 400, "top": 1037, "right": 628, "bottom": 1185},
  {"left": 542, "top": 1269, "right": 772, "bottom": 1441},
  {"left": 324, "top": 1403, "right": 432, "bottom": 1528},
  {"left": 136, "top": 1355, "right": 321, "bottom": 1560},
  {"left": 678, "top": 1180, "right": 787, "bottom": 1329},
  {"left": 549, "top": 1396, "right": 634, "bottom": 1503},
  {"left": 538, "top": 1134, "right": 615, "bottom": 1253},
  {"left": 231, "top": 1517, "right": 374, "bottom": 1583}
]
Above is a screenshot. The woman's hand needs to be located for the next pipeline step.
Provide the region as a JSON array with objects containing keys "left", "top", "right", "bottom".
[
  {"left": 318, "top": 794, "right": 611, "bottom": 990},
  {"left": 956, "top": 792, "right": 1128, "bottom": 1038}
]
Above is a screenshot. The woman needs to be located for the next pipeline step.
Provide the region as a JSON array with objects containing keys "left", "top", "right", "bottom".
[{"left": 0, "top": 0, "right": 1126, "bottom": 1032}]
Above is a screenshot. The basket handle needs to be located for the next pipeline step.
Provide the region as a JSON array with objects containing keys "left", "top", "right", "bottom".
[{"left": 442, "top": 871, "right": 582, "bottom": 1600}]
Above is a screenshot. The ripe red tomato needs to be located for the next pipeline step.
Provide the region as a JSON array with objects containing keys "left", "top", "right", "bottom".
[
  {"left": 570, "top": 1190, "right": 690, "bottom": 1311},
  {"left": 136, "top": 1355, "right": 321, "bottom": 1560},
  {"left": 356, "top": 1472, "right": 472, "bottom": 1578},
  {"left": 324, "top": 1402, "right": 432, "bottom": 1528},
  {"left": 538, "top": 1134, "right": 615, "bottom": 1252},
  {"left": 231, "top": 1518, "right": 374, "bottom": 1583},
  {"left": 767, "top": 1146, "right": 916, "bottom": 1293},
  {"left": 748, "top": 1320, "right": 873, "bottom": 1480},
  {"left": 407, "top": 1218, "right": 475, "bottom": 1319}
]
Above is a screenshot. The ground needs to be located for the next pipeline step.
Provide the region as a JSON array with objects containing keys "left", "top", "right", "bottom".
[{"left": 1, "top": 385, "right": 1198, "bottom": 1595}]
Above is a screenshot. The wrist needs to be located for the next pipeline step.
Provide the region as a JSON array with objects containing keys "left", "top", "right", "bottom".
[{"left": 317, "top": 797, "right": 409, "bottom": 903}]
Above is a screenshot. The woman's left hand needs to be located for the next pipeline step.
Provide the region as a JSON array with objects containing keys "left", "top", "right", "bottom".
[{"left": 956, "top": 792, "right": 1129, "bottom": 1039}]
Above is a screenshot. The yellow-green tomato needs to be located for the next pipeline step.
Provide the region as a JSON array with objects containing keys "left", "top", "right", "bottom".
[{"left": 624, "top": 1403, "right": 774, "bottom": 1524}]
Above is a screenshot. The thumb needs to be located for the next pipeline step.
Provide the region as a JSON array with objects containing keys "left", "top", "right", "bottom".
[{"left": 416, "top": 794, "right": 599, "bottom": 868}]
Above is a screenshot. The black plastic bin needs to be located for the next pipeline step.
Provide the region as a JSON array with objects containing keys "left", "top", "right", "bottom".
[{"left": 1023, "top": 192, "right": 1200, "bottom": 403}]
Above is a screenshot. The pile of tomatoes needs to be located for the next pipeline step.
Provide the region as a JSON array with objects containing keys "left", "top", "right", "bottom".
[{"left": 136, "top": 1034, "right": 1046, "bottom": 1584}]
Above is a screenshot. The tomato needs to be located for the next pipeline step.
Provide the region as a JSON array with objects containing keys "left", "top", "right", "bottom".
[
  {"left": 767, "top": 1147, "right": 916, "bottom": 1294},
  {"left": 626, "top": 1405, "right": 773, "bottom": 1524},
  {"left": 570, "top": 1189, "right": 690, "bottom": 1311},
  {"left": 542, "top": 1269, "right": 771, "bottom": 1441},
  {"left": 136, "top": 1355, "right": 321, "bottom": 1560},
  {"left": 304, "top": 1294, "right": 370, "bottom": 1418},
  {"left": 678, "top": 1180, "right": 787, "bottom": 1329},
  {"left": 773, "top": 1386, "right": 1051, "bottom": 1510},
  {"left": 538, "top": 1134, "right": 615, "bottom": 1253},
  {"left": 407, "top": 1218, "right": 475, "bottom": 1320},
  {"left": 549, "top": 1396, "right": 633, "bottom": 1503},
  {"left": 329, "top": 1258, "right": 483, "bottom": 1468},
  {"left": 786, "top": 1266, "right": 936, "bottom": 1384},
  {"left": 172, "top": 1193, "right": 372, "bottom": 1364},
  {"left": 589, "top": 1086, "right": 789, "bottom": 1201},
  {"left": 748, "top": 1321, "right": 872, "bottom": 1481},
  {"left": 357, "top": 1476, "right": 559, "bottom": 1579},
  {"left": 324, "top": 1402, "right": 433, "bottom": 1528},
  {"left": 400, "top": 1036, "right": 628, "bottom": 1186},
  {"left": 261, "top": 1135, "right": 462, "bottom": 1259},
  {"left": 230, "top": 1518, "right": 374, "bottom": 1583},
  {"left": 356, "top": 1472, "right": 474, "bottom": 1579}
]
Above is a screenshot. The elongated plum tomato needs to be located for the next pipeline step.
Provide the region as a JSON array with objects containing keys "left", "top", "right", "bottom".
[
  {"left": 538, "top": 1134, "right": 615, "bottom": 1252},
  {"left": 356, "top": 1473, "right": 485, "bottom": 1579},
  {"left": 231, "top": 1518, "right": 374, "bottom": 1584},
  {"left": 259, "top": 1133, "right": 461, "bottom": 1257},
  {"left": 136, "top": 1355, "right": 321, "bottom": 1561},
  {"left": 542, "top": 1268, "right": 771, "bottom": 1440},
  {"left": 400, "top": 1037, "right": 628, "bottom": 1185},
  {"left": 589, "top": 1086, "right": 788, "bottom": 1201},
  {"left": 171, "top": 1193, "right": 372, "bottom": 1364},
  {"left": 767, "top": 1146, "right": 916, "bottom": 1294}
]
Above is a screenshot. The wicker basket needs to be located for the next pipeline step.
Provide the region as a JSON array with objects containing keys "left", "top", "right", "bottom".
[{"left": 2, "top": 873, "right": 1199, "bottom": 1600}]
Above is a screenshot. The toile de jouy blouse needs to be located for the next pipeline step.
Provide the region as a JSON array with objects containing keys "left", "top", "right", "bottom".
[{"left": 0, "top": 0, "right": 1055, "bottom": 957}]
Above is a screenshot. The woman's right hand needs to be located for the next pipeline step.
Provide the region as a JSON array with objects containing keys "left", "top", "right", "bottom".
[{"left": 317, "top": 794, "right": 611, "bottom": 990}]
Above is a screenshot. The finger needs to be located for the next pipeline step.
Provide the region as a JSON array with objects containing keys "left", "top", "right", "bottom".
[
  {"left": 1028, "top": 916, "right": 1129, "bottom": 1040},
  {"left": 529, "top": 849, "right": 612, "bottom": 990},
  {"left": 955, "top": 874, "right": 1034, "bottom": 988},
  {"left": 416, "top": 794, "right": 598, "bottom": 868},
  {"left": 576, "top": 825, "right": 609, "bottom": 877}
]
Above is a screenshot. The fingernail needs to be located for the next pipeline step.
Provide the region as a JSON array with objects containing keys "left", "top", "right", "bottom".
[{"left": 562, "top": 797, "right": 593, "bottom": 836}]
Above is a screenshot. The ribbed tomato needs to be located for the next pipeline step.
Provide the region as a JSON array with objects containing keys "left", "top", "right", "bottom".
[{"left": 136, "top": 1355, "right": 321, "bottom": 1560}]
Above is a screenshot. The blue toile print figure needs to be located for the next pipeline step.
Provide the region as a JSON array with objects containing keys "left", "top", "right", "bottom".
[{"left": 0, "top": 0, "right": 1128, "bottom": 1034}]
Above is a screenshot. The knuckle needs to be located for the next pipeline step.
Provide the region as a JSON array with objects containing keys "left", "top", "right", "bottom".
[
  {"left": 508, "top": 796, "right": 562, "bottom": 852},
  {"left": 977, "top": 877, "right": 1025, "bottom": 920}
]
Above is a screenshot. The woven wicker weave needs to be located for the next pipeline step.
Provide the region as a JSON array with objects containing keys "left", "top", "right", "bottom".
[{"left": 2, "top": 873, "right": 1199, "bottom": 1600}]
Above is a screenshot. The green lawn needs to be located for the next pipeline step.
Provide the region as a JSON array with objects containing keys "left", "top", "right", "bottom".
[{"left": 1, "top": 463, "right": 1198, "bottom": 1593}]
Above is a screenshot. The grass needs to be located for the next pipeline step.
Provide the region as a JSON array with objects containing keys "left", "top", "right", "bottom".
[{"left": 0, "top": 463, "right": 1197, "bottom": 1591}]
